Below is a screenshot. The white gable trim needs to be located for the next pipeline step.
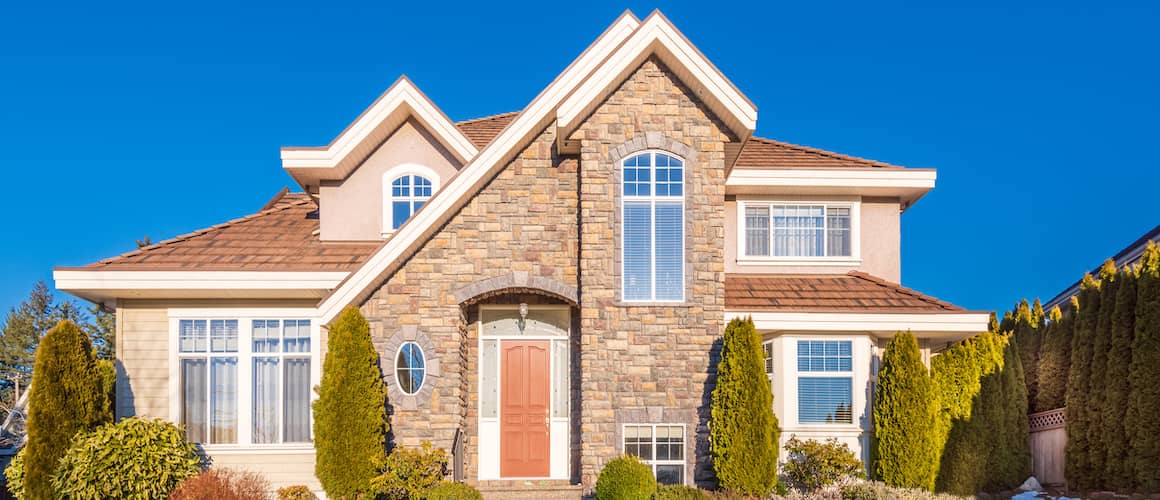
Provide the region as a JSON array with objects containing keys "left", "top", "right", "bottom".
[
  {"left": 316, "top": 12, "right": 644, "bottom": 324},
  {"left": 556, "top": 11, "right": 757, "bottom": 139}
]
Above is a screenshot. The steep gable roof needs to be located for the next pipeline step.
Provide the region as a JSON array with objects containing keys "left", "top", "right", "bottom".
[{"left": 455, "top": 111, "right": 522, "bottom": 149}]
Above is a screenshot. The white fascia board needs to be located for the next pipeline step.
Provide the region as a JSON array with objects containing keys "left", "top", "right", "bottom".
[
  {"left": 556, "top": 13, "right": 757, "bottom": 134},
  {"left": 726, "top": 168, "right": 937, "bottom": 190},
  {"left": 280, "top": 78, "right": 478, "bottom": 168},
  {"left": 316, "top": 13, "right": 643, "bottom": 325},
  {"left": 53, "top": 270, "right": 349, "bottom": 291},
  {"left": 728, "top": 310, "right": 991, "bottom": 334}
]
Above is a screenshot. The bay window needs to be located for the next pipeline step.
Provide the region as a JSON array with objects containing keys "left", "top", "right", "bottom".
[
  {"left": 622, "top": 151, "right": 684, "bottom": 302},
  {"left": 796, "top": 340, "right": 853, "bottom": 424},
  {"left": 741, "top": 202, "right": 856, "bottom": 259}
]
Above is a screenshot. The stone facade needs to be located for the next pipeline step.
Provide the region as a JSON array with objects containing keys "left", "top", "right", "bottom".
[{"left": 360, "top": 57, "right": 735, "bottom": 489}]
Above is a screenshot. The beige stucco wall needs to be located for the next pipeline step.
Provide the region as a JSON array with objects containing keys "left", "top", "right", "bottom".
[
  {"left": 724, "top": 195, "right": 901, "bottom": 282},
  {"left": 320, "top": 119, "right": 463, "bottom": 241}
]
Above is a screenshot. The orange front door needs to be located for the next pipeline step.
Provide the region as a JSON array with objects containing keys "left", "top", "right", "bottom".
[{"left": 500, "top": 340, "right": 551, "bottom": 477}]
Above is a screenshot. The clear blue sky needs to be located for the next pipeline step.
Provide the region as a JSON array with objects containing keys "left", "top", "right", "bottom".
[{"left": 1, "top": 0, "right": 1157, "bottom": 315}]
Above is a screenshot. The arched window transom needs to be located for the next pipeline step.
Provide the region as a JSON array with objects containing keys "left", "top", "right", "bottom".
[
  {"left": 621, "top": 151, "right": 685, "bottom": 302},
  {"left": 390, "top": 175, "right": 433, "bottom": 230},
  {"left": 395, "top": 342, "right": 426, "bottom": 395}
]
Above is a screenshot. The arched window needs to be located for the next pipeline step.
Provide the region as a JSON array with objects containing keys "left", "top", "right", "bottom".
[
  {"left": 388, "top": 173, "right": 433, "bottom": 230},
  {"left": 621, "top": 151, "right": 684, "bottom": 302},
  {"left": 395, "top": 342, "right": 426, "bottom": 395}
]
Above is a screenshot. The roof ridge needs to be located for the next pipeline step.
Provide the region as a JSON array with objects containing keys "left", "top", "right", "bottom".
[
  {"left": 846, "top": 271, "right": 961, "bottom": 311},
  {"left": 92, "top": 195, "right": 314, "bottom": 266},
  {"left": 454, "top": 111, "right": 521, "bottom": 125},
  {"left": 748, "top": 136, "right": 903, "bottom": 169}
]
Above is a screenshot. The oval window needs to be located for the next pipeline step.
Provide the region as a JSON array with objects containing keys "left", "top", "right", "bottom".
[{"left": 395, "top": 342, "right": 426, "bottom": 395}]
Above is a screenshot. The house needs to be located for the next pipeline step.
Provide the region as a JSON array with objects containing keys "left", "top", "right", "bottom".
[
  {"left": 1043, "top": 224, "right": 1160, "bottom": 310},
  {"left": 52, "top": 11, "right": 989, "bottom": 496}
]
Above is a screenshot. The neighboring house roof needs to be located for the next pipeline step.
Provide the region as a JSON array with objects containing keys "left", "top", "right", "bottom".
[
  {"left": 76, "top": 193, "right": 380, "bottom": 272},
  {"left": 1044, "top": 224, "right": 1160, "bottom": 310},
  {"left": 725, "top": 272, "right": 966, "bottom": 313}
]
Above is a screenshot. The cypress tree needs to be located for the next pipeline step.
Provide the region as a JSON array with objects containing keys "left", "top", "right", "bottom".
[
  {"left": 314, "top": 306, "right": 388, "bottom": 498},
  {"left": 1066, "top": 274, "right": 1100, "bottom": 491},
  {"left": 995, "top": 334, "right": 1032, "bottom": 489},
  {"left": 1012, "top": 300, "right": 1042, "bottom": 412},
  {"left": 1036, "top": 304, "right": 1073, "bottom": 411},
  {"left": 1102, "top": 264, "right": 1137, "bottom": 489},
  {"left": 873, "top": 332, "right": 938, "bottom": 490},
  {"left": 1087, "top": 260, "right": 1118, "bottom": 489},
  {"left": 1127, "top": 242, "right": 1160, "bottom": 490},
  {"left": 710, "top": 317, "right": 779, "bottom": 496},
  {"left": 23, "top": 320, "right": 112, "bottom": 499}
]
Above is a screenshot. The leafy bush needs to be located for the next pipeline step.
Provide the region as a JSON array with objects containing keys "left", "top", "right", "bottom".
[
  {"left": 371, "top": 442, "right": 447, "bottom": 500},
  {"left": 424, "top": 481, "right": 483, "bottom": 500},
  {"left": 595, "top": 455, "right": 656, "bottom": 500},
  {"left": 782, "top": 437, "right": 864, "bottom": 491},
  {"left": 710, "top": 317, "right": 779, "bottom": 496},
  {"left": 315, "top": 306, "right": 388, "bottom": 498},
  {"left": 4, "top": 448, "right": 25, "bottom": 500},
  {"left": 170, "top": 468, "right": 270, "bottom": 500},
  {"left": 24, "top": 320, "right": 112, "bottom": 498},
  {"left": 872, "top": 332, "right": 937, "bottom": 490},
  {"left": 841, "top": 481, "right": 966, "bottom": 500},
  {"left": 277, "top": 485, "right": 318, "bottom": 500},
  {"left": 49, "top": 417, "right": 202, "bottom": 499},
  {"left": 653, "top": 484, "right": 709, "bottom": 500}
]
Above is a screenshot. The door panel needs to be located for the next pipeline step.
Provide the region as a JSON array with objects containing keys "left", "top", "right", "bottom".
[{"left": 500, "top": 340, "right": 550, "bottom": 477}]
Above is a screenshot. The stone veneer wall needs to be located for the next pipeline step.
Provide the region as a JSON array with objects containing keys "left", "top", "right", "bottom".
[{"left": 570, "top": 57, "right": 734, "bottom": 488}]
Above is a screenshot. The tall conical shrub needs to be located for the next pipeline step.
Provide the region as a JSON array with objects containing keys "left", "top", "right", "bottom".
[
  {"left": 314, "top": 306, "right": 388, "bottom": 498},
  {"left": 710, "top": 317, "right": 779, "bottom": 496},
  {"left": 1066, "top": 274, "right": 1100, "bottom": 490},
  {"left": 1086, "top": 260, "right": 1118, "bottom": 489},
  {"left": 1036, "top": 304, "right": 1073, "bottom": 411},
  {"left": 995, "top": 335, "right": 1031, "bottom": 488},
  {"left": 873, "top": 332, "right": 938, "bottom": 490},
  {"left": 1127, "top": 242, "right": 1160, "bottom": 490},
  {"left": 1102, "top": 264, "right": 1137, "bottom": 488},
  {"left": 1012, "top": 300, "right": 1041, "bottom": 412},
  {"left": 23, "top": 320, "right": 112, "bottom": 499}
]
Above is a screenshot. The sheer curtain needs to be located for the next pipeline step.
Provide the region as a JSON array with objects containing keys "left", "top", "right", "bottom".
[
  {"left": 210, "top": 358, "right": 237, "bottom": 443},
  {"left": 253, "top": 357, "right": 279, "bottom": 443},
  {"left": 773, "top": 205, "right": 824, "bottom": 256},
  {"left": 284, "top": 359, "right": 311, "bottom": 442},
  {"left": 745, "top": 206, "right": 770, "bottom": 256},
  {"left": 181, "top": 359, "right": 207, "bottom": 443}
]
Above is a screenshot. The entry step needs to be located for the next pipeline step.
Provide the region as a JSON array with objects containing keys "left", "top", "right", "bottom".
[{"left": 474, "top": 480, "right": 583, "bottom": 500}]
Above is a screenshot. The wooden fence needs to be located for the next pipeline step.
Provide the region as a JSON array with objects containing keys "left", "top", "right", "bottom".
[{"left": 1029, "top": 407, "right": 1066, "bottom": 486}]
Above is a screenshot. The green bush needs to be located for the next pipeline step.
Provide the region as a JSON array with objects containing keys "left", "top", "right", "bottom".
[
  {"left": 595, "top": 455, "right": 657, "bottom": 500},
  {"left": 23, "top": 320, "right": 112, "bottom": 499},
  {"left": 50, "top": 417, "right": 202, "bottom": 499},
  {"left": 782, "top": 436, "right": 864, "bottom": 491},
  {"left": 709, "top": 317, "right": 779, "bottom": 496},
  {"left": 1066, "top": 273, "right": 1101, "bottom": 490},
  {"left": 1102, "top": 264, "right": 1138, "bottom": 487},
  {"left": 277, "top": 485, "right": 318, "bottom": 500},
  {"left": 1128, "top": 242, "right": 1160, "bottom": 490},
  {"left": 1035, "top": 303, "right": 1073, "bottom": 411},
  {"left": 1012, "top": 300, "right": 1043, "bottom": 412},
  {"left": 841, "top": 481, "right": 967, "bottom": 500},
  {"left": 873, "top": 332, "right": 937, "bottom": 490},
  {"left": 652, "top": 484, "right": 709, "bottom": 500},
  {"left": 314, "top": 306, "right": 388, "bottom": 498},
  {"left": 170, "top": 468, "right": 270, "bottom": 500},
  {"left": 1086, "top": 260, "right": 1119, "bottom": 489},
  {"left": 4, "top": 448, "right": 25, "bottom": 500},
  {"left": 371, "top": 442, "right": 447, "bottom": 500},
  {"left": 994, "top": 334, "right": 1031, "bottom": 488},
  {"left": 424, "top": 481, "right": 483, "bottom": 500}
]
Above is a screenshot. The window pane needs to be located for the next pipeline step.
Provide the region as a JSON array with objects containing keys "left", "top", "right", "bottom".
[
  {"left": 797, "top": 340, "right": 853, "bottom": 373},
  {"left": 253, "top": 320, "right": 279, "bottom": 353},
  {"left": 552, "top": 340, "right": 568, "bottom": 418},
  {"left": 392, "top": 200, "right": 412, "bottom": 229},
  {"left": 283, "top": 320, "right": 311, "bottom": 353},
  {"left": 181, "top": 358, "right": 207, "bottom": 443},
  {"left": 655, "top": 426, "right": 683, "bottom": 460},
  {"left": 392, "top": 176, "right": 410, "bottom": 197},
  {"left": 827, "top": 207, "right": 851, "bottom": 257},
  {"left": 798, "top": 377, "right": 853, "bottom": 424},
  {"left": 210, "top": 357, "right": 238, "bottom": 443},
  {"left": 481, "top": 340, "right": 498, "bottom": 418},
  {"left": 656, "top": 465, "right": 684, "bottom": 485},
  {"left": 284, "top": 358, "right": 312, "bottom": 442},
  {"left": 252, "top": 357, "right": 279, "bottom": 444},
  {"left": 413, "top": 176, "right": 432, "bottom": 197},
  {"left": 654, "top": 201, "right": 683, "bottom": 300},
  {"left": 180, "top": 320, "right": 207, "bottom": 353},
  {"left": 396, "top": 342, "right": 425, "bottom": 395},
  {"left": 745, "top": 206, "right": 770, "bottom": 256},
  {"left": 763, "top": 341, "right": 774, "bottom": 376},
  {"left": 210, "top": 320, "right": 238, "bottom": 353},
  {"left": 623, "top": 201, "right": 652, "bottom": 301},
  {"left": 624, "top": 426, "right": 653, "bottom": 460},
  {"left": 773, "top": 205, "right": 825, "bottom": 257}
]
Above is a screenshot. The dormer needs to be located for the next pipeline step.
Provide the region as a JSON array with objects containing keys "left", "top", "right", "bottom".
[{"left": 280, "top": 77, "right": 476, "bottom": 241}]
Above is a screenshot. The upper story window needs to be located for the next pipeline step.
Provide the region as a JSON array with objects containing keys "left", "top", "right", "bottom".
[
  {"left": 740, "top": 202, "right": 856, "bottom": 260},
  {"left": 622, "top": 151, "right": 684, "bottom": 302},
  {"left": 390, "top": 175, "right": 433, "bottom": 230},
  {"left": 796, "top": 340, "right": 853, "bottom": 425}
]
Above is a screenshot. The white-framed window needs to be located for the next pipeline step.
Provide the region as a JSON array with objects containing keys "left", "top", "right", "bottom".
[
  {"left": 796, "top": 340, "right": 853, "bottom": 424},
  {"left": 624, "top": 424, "right": 686, "bottom": 485},
  {"left": 171, "top": 311, "right": 317, "bottom": 447},
  {"left": 763, "top": 339, "right": 774, "bottom": 384},
  {"left": 739, "top": 201, "right": 858, "bottom": 261},
  {"left": 621, "top": 151, "right": 684, "bottom": 302},
  {"left": 382, "top": 165, "right": 440, "bottom": 234},
  {"left": 395, "top": 342, "right": 426, "bottom": 395}
]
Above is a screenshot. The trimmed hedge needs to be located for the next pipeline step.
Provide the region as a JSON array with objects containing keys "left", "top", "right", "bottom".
[
  {"left": 314, "top": 306, "right": 388, "bottom": 498},
  {"left": 709, "top": 317, "right": 779, "bottom": 496},
  {"left": 873, "top": 332, "right": 937, "bottom": 490},
  {"left": 595, "top": 455, "right": 656, "bottom": 500}
]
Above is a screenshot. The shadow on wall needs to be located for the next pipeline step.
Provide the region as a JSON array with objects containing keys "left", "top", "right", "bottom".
[
  {"left": 696, "top": 336, "right": 723, "bottom": 489},
  {"left": 114, "top": 359, "right": 135, "bottom": 420}
]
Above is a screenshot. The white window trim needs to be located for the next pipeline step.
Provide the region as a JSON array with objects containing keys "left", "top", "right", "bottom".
[
  {"left": 394, "top": 341, "right": 426, "bottom": 396},
  {"left": 763, "top": 339, "right": 775, "bottom": 385},
  {"left": 167, "top": 308, "right": 321, "bottom": 451},
  {"left": 621, "top": 423, "right": 687, "bottom": 485},
  {"left": 794, "top": 338, "right": 855, "bottom": 427},
  {"left": 736, "top": 199, "right": 861, "bottom": 266},
  {"left": 382, "top": 163, "right": 440, "bottom": 237},
  {"left": 620, "top": 150, "right": 686, "bottom": 303}
]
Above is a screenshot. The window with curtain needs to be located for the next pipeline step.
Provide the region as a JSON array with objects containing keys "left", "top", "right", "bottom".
[
  {"left": 622, "top": 151, "right": 684, "bottom": 302},
  {"left": 390, "top": 174, "right": 433, "bottom": 230},
  {"left": 742, "top": 203, "right": 853, "bottom": 258},
  {"left": 796, "top": 340, "right": 853, "bottom": 424},
  {"left": 179, "top": 319, "right": 238, "bottom": 444},
  {"left": 252, "top": 319, "right": 312, "bottom": 444},
  {"left": 624, "top": 424, "right": 686, "bottom": 485}
]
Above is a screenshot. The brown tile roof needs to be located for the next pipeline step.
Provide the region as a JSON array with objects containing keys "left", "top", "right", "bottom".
[
  {"left": 725, "top": 272, "right": 965, "bottom": 313},
  {"left": 455, "top": 111, "right": 521, "bottom": 149},
  {"left": 80, "top": 192, "right": 381, "bottom": 271}
]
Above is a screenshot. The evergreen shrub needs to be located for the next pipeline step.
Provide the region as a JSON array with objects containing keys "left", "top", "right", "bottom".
[
  {"left": 277, "top": 485, "right": 318, "bottom": 500},
  {"left": 1066, "top": 274, "right": 1100, "bottom": 490},
  {"left": 595, "top": 455, "right": 656, "bottom": 500},
  {"left": 1128, "top": 242, "right": 1160, "bottom": 490},
  {"left": 424, "top": 481, "right": 483, "bottom": 500},
  {"left": 371, "top": 442, "right": 447, "bottom": 500},
  {"left": 782, "top": 436, "right": 864, "bottom": 491},
  {"left": 652, "top": 484, "right": 709, "bottom": 500},
  {"left": 873, "top": 332, "right": 937, "bottom": 490}
]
